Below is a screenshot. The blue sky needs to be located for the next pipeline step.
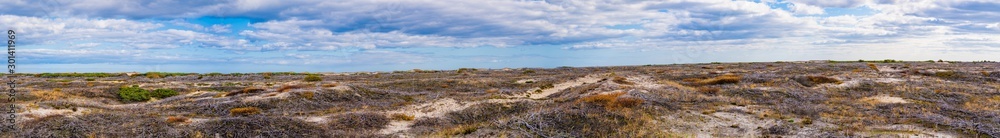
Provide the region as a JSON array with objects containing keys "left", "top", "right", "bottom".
[{"left": 2, "top": 0, "right": 999, "bottom": 73}]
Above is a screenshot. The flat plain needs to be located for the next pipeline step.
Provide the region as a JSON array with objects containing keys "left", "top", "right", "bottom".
[{"left": 2, "top": 61, "right": 999, "bottom": 137}]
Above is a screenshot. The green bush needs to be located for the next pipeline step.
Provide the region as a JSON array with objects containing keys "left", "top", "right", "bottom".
[
  {"left": 304, "top": 75, "right": 322, "bottom": 82},
  {"left": 150, "top": 88, "right": 178, "bottom": 98},
  {"left": 118, "top": 86, "right": 150, "bottom": 102}
]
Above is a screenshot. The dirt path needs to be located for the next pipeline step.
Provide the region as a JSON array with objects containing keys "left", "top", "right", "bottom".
[
  {"left": 517, "top": 74, "right": 605, "bottom": 99},
  {"left": 378, "top": 74, "right": 605, "bottom": 137},
  {"left": 378, "top": 98, "right": 528, "bottom": 137}
]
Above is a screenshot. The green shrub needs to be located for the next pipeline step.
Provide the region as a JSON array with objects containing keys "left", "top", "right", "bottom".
[
  {"left": 118, "top": 86, "right": 150, "bottom": 102},
  {"left": 146, "top": 72, "right": 162, "bottom": 79},
  {"left": 304, "top": 75, "right": 322, "bottom": 82},
  {"left": 150, "top": 88, "right": 179, "bottom": 98}
]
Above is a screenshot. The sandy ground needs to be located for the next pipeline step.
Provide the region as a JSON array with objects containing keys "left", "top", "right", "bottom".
[
  {"left": 862, "top": 95, "right": 910, "bottom": 104},
  {"left": 379, "top": 74, "right": 606, "bottom": 137},
  {"left": 517, "top": 74, "right": 605, "bottom": 99}
]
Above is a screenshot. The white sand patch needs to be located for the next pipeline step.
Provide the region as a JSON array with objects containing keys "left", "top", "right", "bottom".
[
  {"left": 17, "top": 107, "right": 89, "bottom": 121},
  {"left": 626, "top": 75, "right": 665, "bottom": 89},
  {"left": 241, "top": 91, "right": 293, "bottom": 102},
  {"left": 328, "top": 85, "right": 352, "bottom": 91},
  {"left": 873, "top": 78, "right": 904, "bottom": 83},
  {"left": 863, "top": 95, "right": 910, "bottom": 104},
  {"left": 515, "top": 79, "right": 537, "bottom": 84}
]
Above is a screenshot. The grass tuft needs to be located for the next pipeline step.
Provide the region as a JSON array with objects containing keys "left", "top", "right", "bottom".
[{"left": 229, "top": 107, "right": 262, "bottom": 116}]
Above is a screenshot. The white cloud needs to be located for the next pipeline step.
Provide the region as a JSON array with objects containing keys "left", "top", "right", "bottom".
[
  {"left": 4, "top": 0, "right": 1000, "bottom": 67},
  {"left": 790, "top": 2, "right": 825, "bottom": 15}
]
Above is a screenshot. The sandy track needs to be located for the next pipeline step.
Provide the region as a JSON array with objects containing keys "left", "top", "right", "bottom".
[
  {"left": 518, "top": 74, "right": 605, "bottom": 99},
  {"left": 379, "top": 74, "right": 605, "bottom": 137}
]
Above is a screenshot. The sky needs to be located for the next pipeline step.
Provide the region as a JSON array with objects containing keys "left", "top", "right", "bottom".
[{"left": 1, "top": 0, "right": 999, "bottom": 73}]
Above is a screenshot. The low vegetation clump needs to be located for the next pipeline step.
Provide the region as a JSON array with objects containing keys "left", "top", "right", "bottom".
[
  {"left": 612, "top": 76, "right": 633, "bottom": 85},
  {"left": 118, "top": 85, "right": 150, "bottom": 102},
  {"left": 794, "top": 76, "right": 842, "bottom": 87},
  {"left": 578, "top": 92, "right": 643, "bottom": 110},
  {"left": 934, "top": 71, "right": 958, "bottom": 78},
  {"left": 166, "top": 116, "right": 189, "bottom": 123},
  {"left": 867, "top": 63, "right": 880, "bottom": 72},
  {"left": 229, "top": 107, "right": 262, "bottom": 116},
  {"left": 304, "top": 74, "right": 323, "bottom": 82},
  {"left": 391, "top": 113, "right": 415, "bottom": 121},
  {"left": 298, "top": 91, "right": 315, "bottom": 99},
  {"left": 278, "top": 85, "right": 303, "bottom": 92}
]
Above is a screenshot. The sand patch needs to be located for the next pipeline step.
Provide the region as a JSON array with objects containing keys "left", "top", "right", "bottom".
[{"left": 862, "top": 95, "right": 910, "bottom": 104}]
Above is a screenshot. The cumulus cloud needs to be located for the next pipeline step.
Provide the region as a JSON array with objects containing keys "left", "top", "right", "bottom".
[
  {"left": 4, "top": 0, "right": 1000, "bottom": 67},
  {"left": 790, "top": 2, "right": 825, "bottom": 15}
]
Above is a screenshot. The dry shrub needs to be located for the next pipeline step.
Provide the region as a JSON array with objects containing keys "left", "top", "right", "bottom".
[
  {"left": 578, "top": 92, "right": 644, "bottom": 110},
  {"left": 692, "top": 74, "right": 741, "bottom": 86},
  {"left": 485, "top": 88, "right": 500, "bottom": 94},
  {"left": 435, "top": 124, "right": 481, "bottom": 136},
  {"left": 934, "top": 71, "right": 958, "bottom": 78},
  {"left": 278, "top": 85, "right": 303, "bottom": 92},
  {"left": 963, "top": 96, "right": 1000, "bottom": 112},
  {"left": 867, "top": 63, "right": 879, "bottom": 72},
  {"left": 166, "top": 116, "right": 189, "bottom": 123},
  {"left": 328, "top": 112, "right": 389, "bottom": 130},
  {"left": 321, "top": 83, "right": 339, "bottom": 87},
  {"left": 32, "top": 89, "right": 70, "bottom": 101},
  {"left": 197, "top": 116, "right": 328, "bottom": 137},
  {"left": 229, "top": 107, "right": 262, "bottom": 116},
  {"left": 696, "top": 87, "right": 720, "bottom": 94},
  {"left": 298, "top": 91, "right": 315, "bottom": 99},
  {"left": 390, "top": 113, "right": 415, "bottom": 121},
  {"left": 613, "top": 76, "right": 633, "bottom": 85},
  {"left": 808, "top": 76, "right": 841, "bottom": 84},
  {"left": 794, "top": 76, "right": 842, "bottom": 87},
  {"left": 223, "top": 87, "right": 265, "bottom": 97}
]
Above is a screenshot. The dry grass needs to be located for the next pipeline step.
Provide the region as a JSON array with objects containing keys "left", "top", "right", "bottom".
[
  {"left": 578, "top": 92, "right": 644, "bottom": 110},
  {"left": 391, "top": 113, "right": 415, "bottom": 121},
  {"left": 434, "top": 124, "right": 482, "bottom": 136},
  {"left": 278, "top": 85, "right": 303, "bottom": 92},
  {"left": 221, "top": 87, "right": 266, "bottom": 97},
  {"left": 963, "top": 96, "right": 1000, "bottom": 112},
  {"left": 485, "top": 88, "right": 500, "bottom": 94},
  {"left": 613, "top": 76, "right": 634, "bottom": 85},
  {"left": 321, "top": 83, "right": 338, "bottom": 87},
  {"left": 31, "top": 89, "right": 70, "bottom": 101},
  {"left": 795, "top": 76, "right": 842, "bottom": 87},
  {"left": 298, "top": 91, "right": 314, "bottom": 99},
  {"left": 696, "top": 86, "right": 720, "bottom": 94},
  {"left": 229, "top": 107, "right": 262, "bottom": 116},
  {"left": 690, "top": 74, "right": 741, "bottom": 86},
  {"left": 166, "top": 116, "right": 189, "bottom": 123},
  {"left": 867, "top": 63, "right": 879, "bottom": 72}
]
